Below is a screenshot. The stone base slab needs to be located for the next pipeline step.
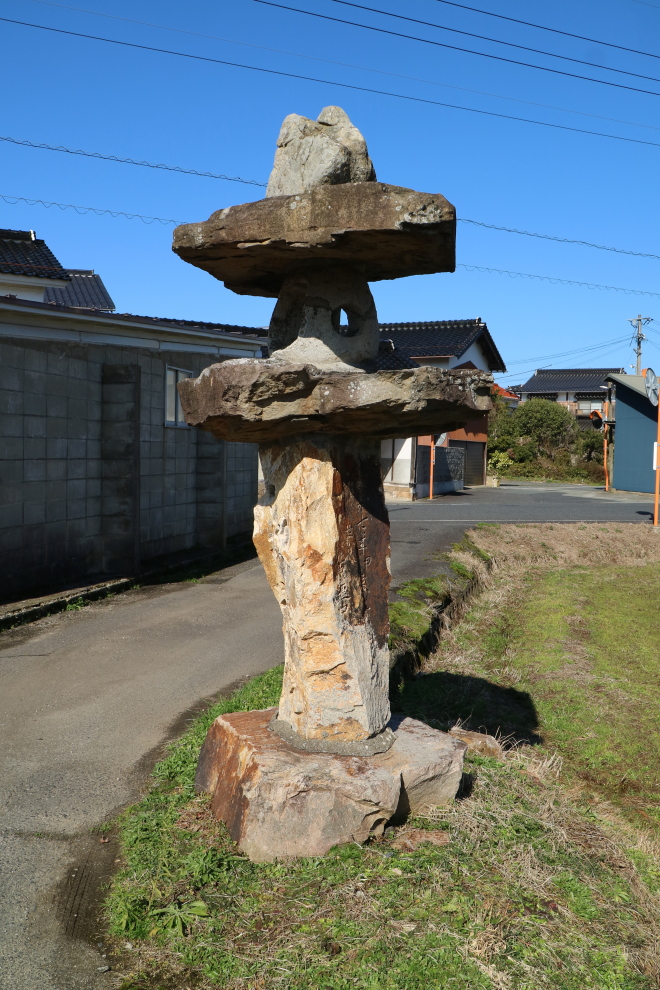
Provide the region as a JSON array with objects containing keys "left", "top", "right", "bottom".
[{"left": 195, "top": 708, "right": 467, "bottom": 861}]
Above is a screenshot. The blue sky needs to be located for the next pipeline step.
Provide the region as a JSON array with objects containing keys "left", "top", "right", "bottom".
[{"left": 2, "top": 0, "right": 660, "bottom": 383}]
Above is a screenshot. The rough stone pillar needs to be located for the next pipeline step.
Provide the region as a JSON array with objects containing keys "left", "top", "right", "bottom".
[{"left": 253, "top": 434, "right": 391, "bottom": 751}]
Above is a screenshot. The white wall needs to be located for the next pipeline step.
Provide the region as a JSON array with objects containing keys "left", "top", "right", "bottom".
[
  {"left": 0, "top": 273, "right": 69, "bottom": 302},
  {"left": 447, "top": 340, "right": 491, "bottom": 372}
]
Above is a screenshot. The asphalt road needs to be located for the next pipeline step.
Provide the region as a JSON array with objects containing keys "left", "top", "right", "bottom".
[
  {"left": 388, "top": 481, "right": 655, "bottom": 585},
  {"left": 0, "top": 558, "right": 283, "bottom": 990},
  {"left": 0, "top": 480, "right": 654, "bottom": 988}
]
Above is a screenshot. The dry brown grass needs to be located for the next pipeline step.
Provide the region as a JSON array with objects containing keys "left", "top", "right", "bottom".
[{"left": 470, "top": 522, "right": 660, "bottom": 571}]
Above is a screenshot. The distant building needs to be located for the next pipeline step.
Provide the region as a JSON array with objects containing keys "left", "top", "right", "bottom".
[
  {"left": 0, "top": 229, "right": 263, "bottom": 601},
  {"left": 377, "top": 319, "right": 506, "bottom": 497},
  {"left": 492, "top": 383, "right": 520, "bottom": 410},
  {"left": 515, "top": 368, "right": 623, "bottom": 428},
  {"left": 605, "top": 372, "right": 657, "bottom": 495}
]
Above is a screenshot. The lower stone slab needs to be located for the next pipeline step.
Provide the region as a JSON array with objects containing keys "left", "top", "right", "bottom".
[{"left": 195, "top": 708, "right": 467, "bottom": 861}]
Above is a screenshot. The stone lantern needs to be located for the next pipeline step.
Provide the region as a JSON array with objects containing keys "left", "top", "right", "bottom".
[{"left": 173, "top": 107, "right": 492, "bottom": 861}]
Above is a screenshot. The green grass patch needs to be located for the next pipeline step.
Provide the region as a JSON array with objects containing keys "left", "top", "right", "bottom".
[
  {"left": 439, "top": 562, "right": 660, "bottom": 825},
  {"left": 107, "top": 662, "right": 660, "bottom": 989},
  {"left": 388, "top": 575, "right": 449, "bottom": 648},
  {"left": 104, "top": 552, "right": 660, "bottom": 988}
]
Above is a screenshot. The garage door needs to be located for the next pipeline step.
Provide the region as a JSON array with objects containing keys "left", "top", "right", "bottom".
[{"left": 448, "top": 440, "right": 486, "bottom": 486}]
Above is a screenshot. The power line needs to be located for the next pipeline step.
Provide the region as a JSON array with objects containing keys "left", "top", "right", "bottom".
[
  {"left": 250, "top": 0, "right": 660, "bottom": 97},
  {"left": 459, "top": 219, "right": 660, "bottom": 260},
  {"left": 22, "top": 0, "right": 660, "bottom": 134},
  {"left": 3, "top": 181, "right": 660, "bottom": 269},
  {"left": 503, "top": 334, "right": 632, "bottom": 367},
  {"left": 326, "top": 0, "right": 660, "bottom": 83},
  {"left": 0, "top": 193, "right": 184, "bottom": 224},
  {"left": 4, "top": 135, "right": 659, "bottom": 262},
  {"left": 458, "top": 264, "right": 660, "bottom": 298},
  {"left": 5, "top": 16, "right": 660, "bottom": 155},
  {"left": 426, "top": 0, "right": 660, "bottom": 61},
  {"left": 4, "top": 192, "right": 660, "bottom": 301},
  {"left": 498, "top": 346, "right": 630, "bottom": 382},
  {"left": 0, "top": 135, "right": 266, "bottom": 188},
  {"left": 497, "top": 341, "right": 632, "bottom": 381}
]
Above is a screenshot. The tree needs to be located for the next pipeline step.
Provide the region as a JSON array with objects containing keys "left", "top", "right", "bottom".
[
  {"left": 488, "top": 392, "right": 518, "bottom": 454},
  {"left": 512, "top": 398, "right": 577, "bottom": 456}
]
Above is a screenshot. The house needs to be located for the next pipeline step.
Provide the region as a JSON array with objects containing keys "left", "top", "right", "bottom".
[
  {"left": 515, "top": 368, "right": 623, "bottom": 428},
  {"left": 377, "top": 319, "right": 506, "bottom": 497},
  {"left": 492, "top": 383, "right": 520, "bottom": 410},
  {"left": 0, "top": 228, "right": 264, "bottom": 601},
  {"left": 605, "top": 372, "right": 657, "bottom": 495}
]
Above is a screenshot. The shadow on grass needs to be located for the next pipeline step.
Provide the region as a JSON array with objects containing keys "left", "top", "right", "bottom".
[{"left": 394, "top": 670, "right": 542, "bottom": 746}]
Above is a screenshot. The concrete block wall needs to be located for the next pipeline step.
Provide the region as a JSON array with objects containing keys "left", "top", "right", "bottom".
[
  {"left": 1, "top": 337, "right": 106, "bottom": 595},
  {"left": 225, "top": 441, "right": 259, "bottom": 536},
  {"left": 0, "top": 337, "right": 258, "bottom": 600}
]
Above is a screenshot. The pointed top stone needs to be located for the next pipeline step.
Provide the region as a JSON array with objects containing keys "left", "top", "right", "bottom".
[{"left": 265, "top": 105, "right": 376, "bottom": 198}]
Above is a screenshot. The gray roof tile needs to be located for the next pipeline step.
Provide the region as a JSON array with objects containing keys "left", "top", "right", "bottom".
[
  {"left": 378, "top": 319, "right": 506, "bottom": 372},
  {"left": 44, "top": 270, "right": 115, "bottom": 311},
  {"left": 520, "top": 368, "right": 624, "bottom": 394},
  {"left": 0, "top": 228, "right": 70, "bottom": 281}
]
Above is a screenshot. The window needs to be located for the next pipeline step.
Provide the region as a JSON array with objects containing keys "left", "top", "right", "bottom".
[
  {"left": 578, "top": 400, "right": 602, "bottom": 413},
  {"left": 165, "top": 367, "right": 193, "bottom": 426}
]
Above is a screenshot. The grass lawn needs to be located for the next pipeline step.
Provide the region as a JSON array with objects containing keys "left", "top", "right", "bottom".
[{"left": 105, "top": 524, "right": 660, "bottom": 990}]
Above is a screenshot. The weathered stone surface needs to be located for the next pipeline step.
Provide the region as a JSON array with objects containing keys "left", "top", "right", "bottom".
[
  {"left": 382, "top": 714, "right": 467, "bottom": 820},
  {"left": 268, "top": 266, "right": 380, "bottom": 367},
  {"left": 172, "top": 182, "right": 455, "bottom": 297},
  {"left": 266, "top": 106, "right": 376, "bottom": 198},
  {"left": 449, "top": 726, "right": 505, "bottom": 759},
  {"left": 254, "top": 434, "right": 391, "bottom": 744},
  {"left": 195, "top": 708, "right": 467, "bottom": 861},
  {"left": 177, "top": 362, "right": 492, "bottom": 443}
]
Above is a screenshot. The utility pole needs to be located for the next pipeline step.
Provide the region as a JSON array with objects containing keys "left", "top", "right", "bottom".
[{"left": 628, "top": 314, "right": 652, "bottom": 375}]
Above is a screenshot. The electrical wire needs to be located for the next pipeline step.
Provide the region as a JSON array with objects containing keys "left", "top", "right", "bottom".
[
  {"left": 0, "top": 193, "right": 185, "bottom": 224},
  {"left": 457, "top": 264, "right": 660, "bottom": 298},
  {"left": 458, "top": 219, "right": 660, "bottom": 261},
  {"left": 0, "top": 135, "right": 266, "bottom": 187},
  {"left": 250, "top": 0, "right": 660, "bottom": 97},
  {"left": 21, "top": 0, "right": 660, "bottom": 134},
  {"left": 4, "top": 135, "right": 659, "bottom": 262},
  {"left": 5, "top": 16, "right": 660, "bottom": 154},
  {"left": 502, "top": 334, "right": 632, "bottom": 367},
  {"left": 426, "top": 0, "right": 660, "bottom": 61},
  {"left": 325, "top": 0, "right": 660, "bottom": 83},
  {"left": 497, "top": 346, "right": 630, "bottom": 382},
  {"left": 6, "top": 9, "right": 660, "bottom": 103},
  {"left": 498, "top": 342, "right": 631, "bottom": 382},
  {"left": 4, "top": 193, "right": 660, "bottom": 302},
  {"left": 5, "top": 133, "right": 660, "bottom": 260}
]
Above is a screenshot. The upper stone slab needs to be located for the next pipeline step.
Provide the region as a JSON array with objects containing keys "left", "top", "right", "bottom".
[{"left": 173, "top": 182, "right": 456, "bottom": 297}]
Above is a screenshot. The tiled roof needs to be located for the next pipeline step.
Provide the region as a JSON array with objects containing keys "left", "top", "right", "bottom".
[
  {"left": 0, "top": 294, "right": 267, "bottom": 338},
  {"left": 520, "top": 368, "right": 624, "bottom": 394},
  {"left": 378, "top": 318, "right": 506, "bottom": 372},
  {"left": 368, "top": 338, "right": 419, "bottom": 371},
  {"left": 0, "top": 228, "right": 70, "bottom": 281},
  {"left": 492, "top": 383, "right": 520, "bottom": 400},
  {"left": 44, "top": 270, "right": 116, "bottom": 311}
]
